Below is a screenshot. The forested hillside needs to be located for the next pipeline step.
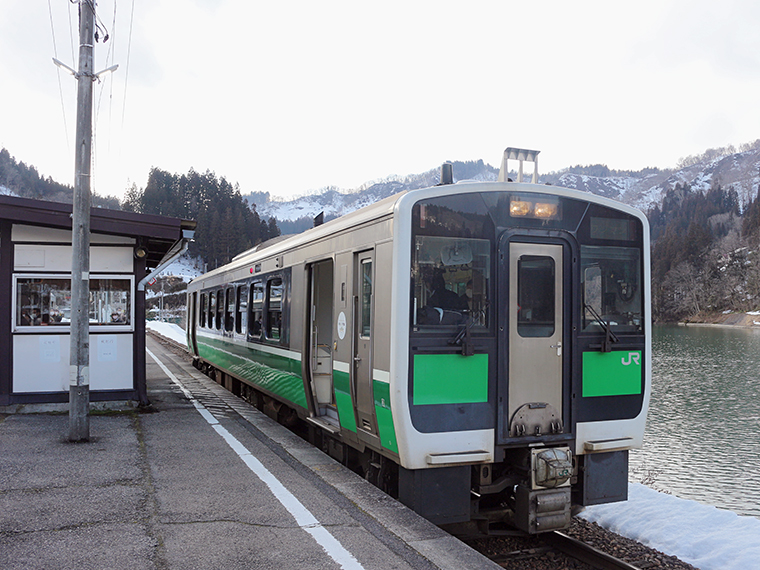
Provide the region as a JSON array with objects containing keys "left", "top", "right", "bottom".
[
  {"left": 0, "top": 148, "right": 119, "bottom": 208},
  {"left": 122, "top": 167, "right": 279, "bottom": 270},
  {"left": 649, "top": 182, "right": 760, "bottom": 321}
]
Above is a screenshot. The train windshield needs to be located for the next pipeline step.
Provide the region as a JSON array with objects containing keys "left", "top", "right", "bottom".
[
  {"left": 412, "top": 236, "right": 491, "bottom": 330},
  {"left": 411, "top": 193, "right": 494, "bottom": 332},
  {"left": 581, "top": 245, "right": 643, "bottom": 333}
]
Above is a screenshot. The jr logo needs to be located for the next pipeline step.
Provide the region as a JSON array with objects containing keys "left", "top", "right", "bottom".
[{"left": 621, "top": 352, "right": 640, "bottom": 366}]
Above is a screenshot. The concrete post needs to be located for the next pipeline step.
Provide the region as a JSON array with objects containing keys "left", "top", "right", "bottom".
[{"left": 69, "top": 0, "right": 95, "bottom": 442}]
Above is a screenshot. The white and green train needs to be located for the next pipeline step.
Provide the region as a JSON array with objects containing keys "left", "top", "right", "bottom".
[{"left": 186, "top": 149, "right": 651, "bottom": 534}]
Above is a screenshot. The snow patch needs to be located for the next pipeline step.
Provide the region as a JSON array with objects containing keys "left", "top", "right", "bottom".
[{"left": 582, "top": 483, "right": 760, "bottom": 570}]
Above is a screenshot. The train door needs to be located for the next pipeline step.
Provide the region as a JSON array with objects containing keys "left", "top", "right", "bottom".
[
  {"left": 307, "top": 260, "right": 335, "bottom": 419},
  {"left": 506, "top": 242, "right": 565, "bottom": 438},
  {"left": 353, "top": 251, "right": 376, "bottom": 434}
]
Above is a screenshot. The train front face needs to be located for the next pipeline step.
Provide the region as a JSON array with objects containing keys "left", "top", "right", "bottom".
[{"left": 394, "top": 182, "right": 650, "bottom": 534}]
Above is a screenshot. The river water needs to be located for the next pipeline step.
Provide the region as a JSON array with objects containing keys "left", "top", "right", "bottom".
[{"left": 629, "top": 324, "right": 760, "bottom": 518}]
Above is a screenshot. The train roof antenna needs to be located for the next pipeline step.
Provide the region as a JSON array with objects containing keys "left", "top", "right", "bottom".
[{"left": 498, "top": 147, "right": 540, "bottom": 183}]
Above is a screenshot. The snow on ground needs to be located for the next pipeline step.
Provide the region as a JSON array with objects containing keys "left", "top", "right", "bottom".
[
  {"left": 582, "top": 483, "right": 760, "bottom": 570},
  {"left": 147, "top": 321, "right": 187, "bottom": 344},
  {"left": 146, "top": 321, "right": 760, "bottom": 570},
  {"left": 156, "top": 255, "right": 203, "bottom": 282}
]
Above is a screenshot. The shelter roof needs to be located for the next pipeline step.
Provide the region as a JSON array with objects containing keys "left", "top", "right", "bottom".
[{"left": 0, "top": 195, "right": 196, "bottom": 268}]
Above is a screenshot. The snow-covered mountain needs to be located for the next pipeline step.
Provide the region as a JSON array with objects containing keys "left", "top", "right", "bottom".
[
  {"left": 244, "top": 144, "right": 760, "bottom": 224},
  {"left": 545, "top": 145, "right": 760, "bottom": 211}
]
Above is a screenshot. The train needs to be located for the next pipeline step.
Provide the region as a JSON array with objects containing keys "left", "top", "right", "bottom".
[{"left": 185, "top": 148, "right": 651, "bottom": 535}]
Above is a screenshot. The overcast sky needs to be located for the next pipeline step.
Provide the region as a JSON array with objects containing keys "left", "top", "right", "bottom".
[{"left": 2, "top": 0, "right": 760, "bottom": 201}]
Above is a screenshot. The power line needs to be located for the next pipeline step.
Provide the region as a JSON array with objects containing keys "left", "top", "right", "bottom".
[
  {"left": 48, "top": 0, "right": 71, "bottom": 157},
  {"left": 120, "top": 0, "right": 136, "bottom": 158}
]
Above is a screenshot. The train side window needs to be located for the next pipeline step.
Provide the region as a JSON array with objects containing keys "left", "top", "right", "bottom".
[
  {"left": 225, "top": 287, "right": 235, "bottom": 332},
  {"left": 267, "top": 278, "right": 283, "bottom": 340},
  {"left": 208, "top": 292, "right": 216, "bottom": 329},
  {"left": 216, "top": 290, "right": 223, "bottom": 330},
  {"left": 360, "top": 260, "right": 372, "bottom": 338},
  {"left": 517, "top": 255, "right": 555, "bottom": 338},
  {"left": 200, "top": 293, "right": 207, "bottom": 328},
  {"left": 250, "top": 281, "right": 264, "bottom": 338},
  {"left": 236, "top": 284, "right": 248, "bottom": 334}
]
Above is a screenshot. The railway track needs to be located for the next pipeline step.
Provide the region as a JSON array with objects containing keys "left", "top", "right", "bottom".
[
  {"left": 484, "top": 530, "right": 644, "bottom": 569},
  {"left": 543, "top": 531, "right": 643, "bottom": 569}
]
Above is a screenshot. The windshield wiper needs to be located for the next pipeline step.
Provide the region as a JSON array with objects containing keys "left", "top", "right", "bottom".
[
  {"left": 584, "top": 303, "right": 619, "bottom": 352},
  {"left": 448, "top": 307, "right": 487, "bottom": 357}
]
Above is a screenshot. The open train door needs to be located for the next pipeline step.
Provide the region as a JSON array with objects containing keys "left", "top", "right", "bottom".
[{"left": 306, "top": 260, "right": 337, "bottom": 422}]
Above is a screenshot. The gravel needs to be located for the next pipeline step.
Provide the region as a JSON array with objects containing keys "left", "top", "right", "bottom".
[{"left": 466, "top": 517, "right": 700, "bottom": 570}]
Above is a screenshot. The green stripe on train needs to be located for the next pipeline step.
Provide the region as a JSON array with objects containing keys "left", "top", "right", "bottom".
[
  {"left": 413, "top": 353, "right": 489, "bottom": 405},
  {"left": 197, "top": 338, "right": 308, "bottom": 409},
  {"left": 332, "top": 368, "right": 357, "bottom": 432},
  {"left": 374, "top": 380, "right": 398, "bottom": 454},
  {"left": 582, "top": 350, "right": 643, "bottom": 397}
]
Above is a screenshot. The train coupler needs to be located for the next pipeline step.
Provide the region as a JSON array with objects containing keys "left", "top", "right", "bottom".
[{"left": 513, "top": 486, "right": 571, "bottom": 534}]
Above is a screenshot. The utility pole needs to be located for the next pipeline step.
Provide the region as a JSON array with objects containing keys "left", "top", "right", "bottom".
[{"left": 69, "top": 0, "right": 95, "bottom": 441}]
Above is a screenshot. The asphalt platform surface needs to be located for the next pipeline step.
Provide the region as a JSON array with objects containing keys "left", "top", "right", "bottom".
[{"left": 0, "top": 335, "right": 499, "bottom": 570}]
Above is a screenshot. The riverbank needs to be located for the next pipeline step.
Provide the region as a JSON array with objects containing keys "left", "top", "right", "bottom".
[{"left": 676, "top": 310, "right": 760, "bottom": 328}]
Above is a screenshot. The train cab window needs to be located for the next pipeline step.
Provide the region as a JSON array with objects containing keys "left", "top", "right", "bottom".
[
  {"left": 200, "top": 293, "right": 207, "bottom": 328},
  {"left": 517, "top": 256, "right": 555, "bottom": 338},
  {"left": 236, "top": 284, "right": 248, "bottom": 334},
  {"left": 250, "top": 281, "right": 264, "bottom": 338},
  {"left": 581, "top": 245, "right": 643, "bottom": 333},
  {"left": 208, "top": 292, "right": 216, "bottom": 329},
  {"left": 266, "top": 278, "right": 283, "bottom": 340},
  {"left": 225, "top": 287, "right": 235, "bottom": 332},
  {"left": 411, "top": 236, "right": 491, "bottom": 331},
  {"left": 216, "top": 290, "right": 223, "bottom": 330}
]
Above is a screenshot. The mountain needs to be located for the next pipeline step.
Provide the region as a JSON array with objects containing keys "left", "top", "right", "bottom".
[
  {"left": 244, "top": 160, "right": 499, "bottom": 232},
  {"left": 244, "top": 142, "right": 760, "bottom": 227}
]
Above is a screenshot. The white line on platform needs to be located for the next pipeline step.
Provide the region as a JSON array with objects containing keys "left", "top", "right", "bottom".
[{"left": 147, "top": 348, "right": 364, "bottom": 570}]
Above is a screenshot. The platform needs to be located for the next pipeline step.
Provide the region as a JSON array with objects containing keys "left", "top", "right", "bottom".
[{"left": 0, "top": 335, "right": 499, "bottom": 570}]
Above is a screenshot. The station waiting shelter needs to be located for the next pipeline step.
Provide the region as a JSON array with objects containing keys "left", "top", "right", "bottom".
[{"left": 0, "top": 195, "right": 195, "bottom": 410}]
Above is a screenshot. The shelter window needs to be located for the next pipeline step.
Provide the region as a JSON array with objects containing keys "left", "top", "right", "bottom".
[
  {"left": 236, "top": 284, "right": 248, "bottom": 334},
  {"left": 267, "top": 278, "right": 283, "bottom": 340},
  {"left": 15, "top": 276, "right": 131, "bottom": 329},
  {"left": 90, "top": 279, "right": 131, "bottom": 325}
]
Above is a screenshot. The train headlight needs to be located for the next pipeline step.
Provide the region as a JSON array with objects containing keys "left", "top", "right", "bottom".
[
  {"left": 509, "top": 196, "right": 561, "bottom": 220},
  {"left": 510, "top": 199, "right": 532, "bottom": 217},
  {"left": 534, "top": 202, "right": 559, "bottom": 219},
  {"left": 531, "top": 447, "right": 573, "bottom": 489}
]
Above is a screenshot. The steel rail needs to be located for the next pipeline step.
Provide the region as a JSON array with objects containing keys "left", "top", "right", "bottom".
[{"left": 543, "top": 530, "right": 642, "bottom": 570}]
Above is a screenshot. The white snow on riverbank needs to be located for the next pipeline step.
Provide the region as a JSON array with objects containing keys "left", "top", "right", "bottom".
[{"left": 582, "top": 483, "right": 760, "bottom": 570}]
